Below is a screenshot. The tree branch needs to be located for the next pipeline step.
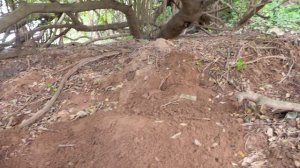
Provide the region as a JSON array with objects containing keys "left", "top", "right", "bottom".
[
  {"left": 0, "top": 0, "right": 140, "bottom": 38},
  {"left": 2, "top": 22, "right": 129, "bottom": 46},
  {"left": 42, "top": 27, "right": 71, "bottom": 47},
  {"left": 235, "top": 0, "right": 272, "bottom": 28}
]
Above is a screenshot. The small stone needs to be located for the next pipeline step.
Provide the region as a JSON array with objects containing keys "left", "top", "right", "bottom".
[
  {"left": 212, "top": 142, "right": 218, "bottom": 148},
  {"left": 216, "top": 122, "right": 224, "bottom": 127},
  {"left": 266, "top": 128, "right": 273, "bottom": 137},
  {"left": 180, "top": 94, "right": 197, "bottom": 101},
  {"left": 170, "top": 132, "right": 181, "bottom": 139},
  {"left": 228, "top": 92, "right": 234, "bottom": 96},
  {"left": 286, "top": 93, "right": 291, "bottom": 98},
  {"left": 259, "top": 115, "right": 268, "bottom": 120},
  {"left": 231, "top": 162, "right": 238, "bottom": 167},
  {"left": 268, "top": 137, "right": 277, "bottom": 142},
  {"left": 68, "top": 162, "right": 74, "bottom": 166},
  {"left": 180, "top": 123, "right": 187, "bottom": 126},
  {"left": 194, "top": 139, "right": 202, "bottom": 146},
  {"left": 294, "top": 160, "right": 300, "bottom": 168}
]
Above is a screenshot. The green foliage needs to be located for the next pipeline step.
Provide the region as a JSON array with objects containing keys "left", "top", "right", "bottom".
[
  {"left": 125, "top": 35, "right": 134, "bottom": 40},
  {"left": 47, "top": 83, "right": 57, "bottom": 93},
  {"left": 156, "top": 6, "right": 173, "bottom": 24},
  {"left": 220, "top": 0, "right": 248, "bottom": 27},
  {"left": 221, "top": 0, "right": 300, "bottom": 31},
  {"left": 250, "top": 1, "right": 300, "bottom": 31},
  {"left": 235, "top": 58, "right": 246, "bottom": 71}
]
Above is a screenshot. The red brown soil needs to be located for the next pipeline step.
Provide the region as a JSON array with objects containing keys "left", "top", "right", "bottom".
[
  {"left": 0, "top": 33, "right": 299, "bottom": 168},
  {"left": 0, "top": 50, "right": 245, "bottom": 167}
]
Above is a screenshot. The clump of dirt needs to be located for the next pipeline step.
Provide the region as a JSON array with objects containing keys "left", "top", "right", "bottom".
[{"left": 0, "top": 32, "right": 299, "bottom": 168}]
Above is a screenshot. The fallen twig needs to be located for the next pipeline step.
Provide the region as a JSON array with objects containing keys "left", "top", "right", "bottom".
[
  {"left": 278, "top": 58, "right": 295, "bottom": 84},
  {"left": 3, "top": 94, "right": 38, "bottom": 120},
  {"left": 202, "top": 56, "right": 221, "bottom": 73},
  {"left": 161, "top": 99, "right": 180, "bottom": 108},
  {"left": 19, "top": 51, "right": 120, "bottom": 128},
  {"left": 159, "top": 72, "right": 171, "bottom": 90},
  {"left": 236, "top": 91, "right": 300, "bottom": 112},
  {"left": 58, "top": 144, "right": 76, "bottom": 148},
  {"left": 245, "top": 55, "right": 287, "bottom": 65},
  {"left": 242, "top": 122, "right": 282, "bottom": 127}
]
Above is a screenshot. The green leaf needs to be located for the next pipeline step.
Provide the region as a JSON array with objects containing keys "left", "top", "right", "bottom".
[{"left": 235, "top": 58, "right": 246, "bottom": 71}]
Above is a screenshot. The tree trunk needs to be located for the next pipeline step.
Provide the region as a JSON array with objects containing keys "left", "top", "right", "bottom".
[{"left": 158, "top": 0, "right": 217, "bottom": 39}]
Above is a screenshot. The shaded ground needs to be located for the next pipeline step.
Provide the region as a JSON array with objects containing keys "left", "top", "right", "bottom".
[{"left": 0, "top": 32, "right": 299, "bottom": 168}]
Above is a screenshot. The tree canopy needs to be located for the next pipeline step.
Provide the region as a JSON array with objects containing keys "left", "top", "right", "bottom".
[{"left": 0, "top": 0, "right": 299, "bottom": 49}]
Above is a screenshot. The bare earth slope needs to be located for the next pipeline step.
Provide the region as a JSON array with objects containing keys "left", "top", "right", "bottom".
[{"left": 0, "top": 33, "right": 299, "bottom": 167}]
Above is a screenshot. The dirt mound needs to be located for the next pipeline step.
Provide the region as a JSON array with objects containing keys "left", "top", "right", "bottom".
[
  {"left": 0, "top": 42, "right": 245, "bottom": 167},
  {"left": 1, "top": 112, "right": 243, "bottom": 168},
  {"left": 0, "top": 33, "right": 299, "bottom": 167}
]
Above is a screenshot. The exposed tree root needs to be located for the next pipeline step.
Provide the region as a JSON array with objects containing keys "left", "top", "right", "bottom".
[
  {"left": 236, "top": 91, "right": 300, "bottom": 112},
  {"left": 19, "top": 51, "right": 120, "bottom": 128}
]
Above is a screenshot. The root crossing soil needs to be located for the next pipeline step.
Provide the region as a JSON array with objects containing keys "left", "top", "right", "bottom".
[{"left": 1, "top": 33, "right": 299, "bottom": 168}]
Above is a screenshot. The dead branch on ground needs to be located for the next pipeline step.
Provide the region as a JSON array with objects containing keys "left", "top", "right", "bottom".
[
  {"left": 18, "top": 51, "right": 120, "bottom": 128},
  {"left": 236, "top": 91, "right": 300, "bottom": 112}
]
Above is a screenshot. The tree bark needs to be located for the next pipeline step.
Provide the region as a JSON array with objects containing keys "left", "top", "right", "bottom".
[
  {"left": 158, "top": 0, "right": 217, "bottom": 39},
  {"left": 2, "top": 22, "right": 129, "bottom": 47},
  {"left": 0, "top": 0, "right": 141, "bottom": 38}
]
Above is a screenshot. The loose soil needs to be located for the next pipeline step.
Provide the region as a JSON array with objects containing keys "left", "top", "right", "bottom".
[{"left": 0, "top": 32, "right": 299, "bottom": 168}]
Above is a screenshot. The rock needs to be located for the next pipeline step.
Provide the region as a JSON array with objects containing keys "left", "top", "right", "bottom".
[
  {"left": 180, "top": 123, "right": 187, "bottom": 126},
  {"left": 266, "top": 128, "right": 273, "bottom": 137},
  {"left": 295, "top": 160, "right": 300, "bottom": 168},
  {"left": 180, "top": 94, "right": 197, "bottom": 101},
  {"left": 170, "top": 132, "right": 181, "bottom": 139},
  {"left": 194, "top": 139, "right": 202, "bottom": 147},
  {"left": 68, "top": 162, "right": 74, "bottom": 167},
  {"left": 212, "top": 142, "right": 218, "bottom": 148}
]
